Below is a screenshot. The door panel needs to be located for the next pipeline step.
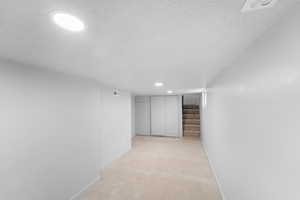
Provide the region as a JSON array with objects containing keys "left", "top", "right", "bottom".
[
  {"left": 135, "top": 97, "right": 150, "bottom": 135},
  {"left": 150, "top": 96, "right": 164, "bottom": 136},
  {"left": 165, "top": 96, "right": 179, "bottom": 137}
]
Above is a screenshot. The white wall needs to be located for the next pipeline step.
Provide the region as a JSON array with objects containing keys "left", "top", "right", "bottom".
[
  {"left": 99, "top": 87, "right": 131, "bottom": 169},
  {"left": 183, "top": 94, "right": 201, "bottom": 105},
  {"left": 201, "top": 7, "right": 300, "bottom": 200},
  {"left": 131, "top": 95, "right": 136, "bottom": 138},
  {"left": 0, "top": 59, "right": 131, "bottom": 200}
]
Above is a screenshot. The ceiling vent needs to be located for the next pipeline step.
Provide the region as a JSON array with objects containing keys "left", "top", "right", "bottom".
[{"left": 241, "top": 0, "right": 277, "bottom": 12}]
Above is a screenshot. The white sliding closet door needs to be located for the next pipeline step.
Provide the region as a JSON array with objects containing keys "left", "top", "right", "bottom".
[
  {"left": 135, "top": 96, "right": 150, "bottom": 136},
  {"left": 150, "top": 96, "right": 180, "bottom": 137},
  {"left": 150, "top": 96, "right": 164, "bottom": 136},
  {"left": 164, "top": 96, "right": 179, "bottom": 137}
]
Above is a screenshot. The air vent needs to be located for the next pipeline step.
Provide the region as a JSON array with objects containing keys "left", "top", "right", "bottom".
[{"left": 241, "top": 0, "right": 277, "bottom": 12}]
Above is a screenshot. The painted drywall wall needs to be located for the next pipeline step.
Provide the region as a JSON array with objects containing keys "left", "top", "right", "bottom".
[
  {"left": 201, "top": 7, "right": 300, "bottom": 200},
  {"left": 131, "top": 95, "right": 136, "bottom": 138},
  {"left": 183, "top": 94, "right": 201, "bottom": 105},
  {"left": 99, "top": 87, "right": 131, "bottom": 169},
  {"left": 0, "top": 59, "right": 131, "bottom": 200}
]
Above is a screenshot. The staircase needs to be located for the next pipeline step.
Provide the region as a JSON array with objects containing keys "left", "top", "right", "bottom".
[{"left": 183, "top": 105, "right": 200, "bottom": 137}]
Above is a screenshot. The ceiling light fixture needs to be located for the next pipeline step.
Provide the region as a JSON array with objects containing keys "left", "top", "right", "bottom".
[
  {"left": 241, "top": 0, "right": 277, "bottom": 12},
  {"left": 52, "top": 12, "right": 85, "bottom": 32},
  {"left": 167, "top": 90, "right": 173, "bottom": 94},
  {"left": 154, "top": 82, "right": 164, "bottom": 87},
  {"left": 260, "top": 0, "right": 273, "bottom": 6}
]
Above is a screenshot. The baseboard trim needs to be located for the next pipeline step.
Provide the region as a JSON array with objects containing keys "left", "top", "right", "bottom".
[
  {"left": 69, "top": 176, "right": 101, "bottom": 200},
  {"left": 201, "top": 142, "right": 227, "bottom": 200}
]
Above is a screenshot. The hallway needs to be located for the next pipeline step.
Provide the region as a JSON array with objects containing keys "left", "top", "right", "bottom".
[{"left": 79, "top": 136, "right": 222, "bottom": 200}]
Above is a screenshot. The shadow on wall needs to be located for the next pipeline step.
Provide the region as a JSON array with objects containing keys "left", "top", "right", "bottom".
[
  {"left": 201, "top": 6, "right": 300, "bottom": 200},
  {"left": 0, "top": 59, "right": 132, "bottom": 200}
]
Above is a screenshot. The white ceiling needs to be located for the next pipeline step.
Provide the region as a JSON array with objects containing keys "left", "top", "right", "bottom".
[{"left": 0, "top": 0, "right": 296, "bottom": 95}]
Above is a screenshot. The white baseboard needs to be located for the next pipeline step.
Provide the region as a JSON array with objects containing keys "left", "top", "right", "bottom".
[
  {"left": 201, "top": 142, "right": 227, "bottom": 200},
  {"left": 69, "top": 176, "right": 101, "bottom": 200}
]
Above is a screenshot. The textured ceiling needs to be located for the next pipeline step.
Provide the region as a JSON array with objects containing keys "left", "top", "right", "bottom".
[{"left": 0, "top": 0, "right": 296, "bottom": 94}]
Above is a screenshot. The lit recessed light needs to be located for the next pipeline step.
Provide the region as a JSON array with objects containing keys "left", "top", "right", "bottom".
[
  {"left": 260, "top": 0, "right": 273, "bottom": 6},
  {"left": 154, "top": 82, "right": 164, "bottom": 87},
  {"left": 167, "top": 90, "right": 173, "bottom": 94},
  {"left": 52, "top": 12, "right": 85, "bottom": 32},
  {"left": 241, "top": 0, "right": 277, "bottom": 12}
]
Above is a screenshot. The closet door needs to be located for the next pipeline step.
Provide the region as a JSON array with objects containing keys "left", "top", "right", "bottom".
[
  {"left": 150, "top": 96, "right": 164, "bottom": 136},
  {"left": 164, "top": 96, "right": 179, "bottom": 137},
  {"left": 135, "top": 96, "right": 150, "bottom": 136}
]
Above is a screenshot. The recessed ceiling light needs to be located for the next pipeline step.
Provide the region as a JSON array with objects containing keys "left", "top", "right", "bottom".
[
  {"left": 241, "top": 0, "right": 277, "bottom": 12},
  {"left": 154, "top": 82, "right": 164, "bottom": 87},
  {"left": 167, "top": 90, "right": 173, "bottom": 94},
  {"left": 260, "top": 0, "right": 273, "bottom": 6},
  {"left": 52, "top": 12, "right": 85, "bottom": 32}
]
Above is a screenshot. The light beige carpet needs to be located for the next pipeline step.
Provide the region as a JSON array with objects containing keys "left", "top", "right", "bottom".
[{"left": 79, "top": 136, "right": 222, "bottom": 200}]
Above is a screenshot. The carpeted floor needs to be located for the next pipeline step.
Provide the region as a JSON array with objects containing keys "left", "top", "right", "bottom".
[{"left": 78, "top": 136, "right": 222, "bottom": 200}]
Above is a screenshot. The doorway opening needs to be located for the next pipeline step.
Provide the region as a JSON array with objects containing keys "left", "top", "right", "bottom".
[{"left": 182, "top": 94, "right": 201, "bottom": 137}]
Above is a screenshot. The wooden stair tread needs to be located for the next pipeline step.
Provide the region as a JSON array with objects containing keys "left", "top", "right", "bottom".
[
  {"left": 183, "top": 104, "right": 199, "bottom": 107},
  {"left": 184, "top": 129, "right": 200, "bottom": 132},
  {"left": 183, "top": 114, "right": 200, "bottom": 119},
  {"left": 184, "top": 130, "right": 200, "bottom": 136},
  {"left": 183, "top": 110, "right": 200, "bottom": 114},
  {"left": 184, "top": 124, "right": 200, "bottom": 127},
  {"left": 183, "top": 119, "right": 200, "bottom": 122}
]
